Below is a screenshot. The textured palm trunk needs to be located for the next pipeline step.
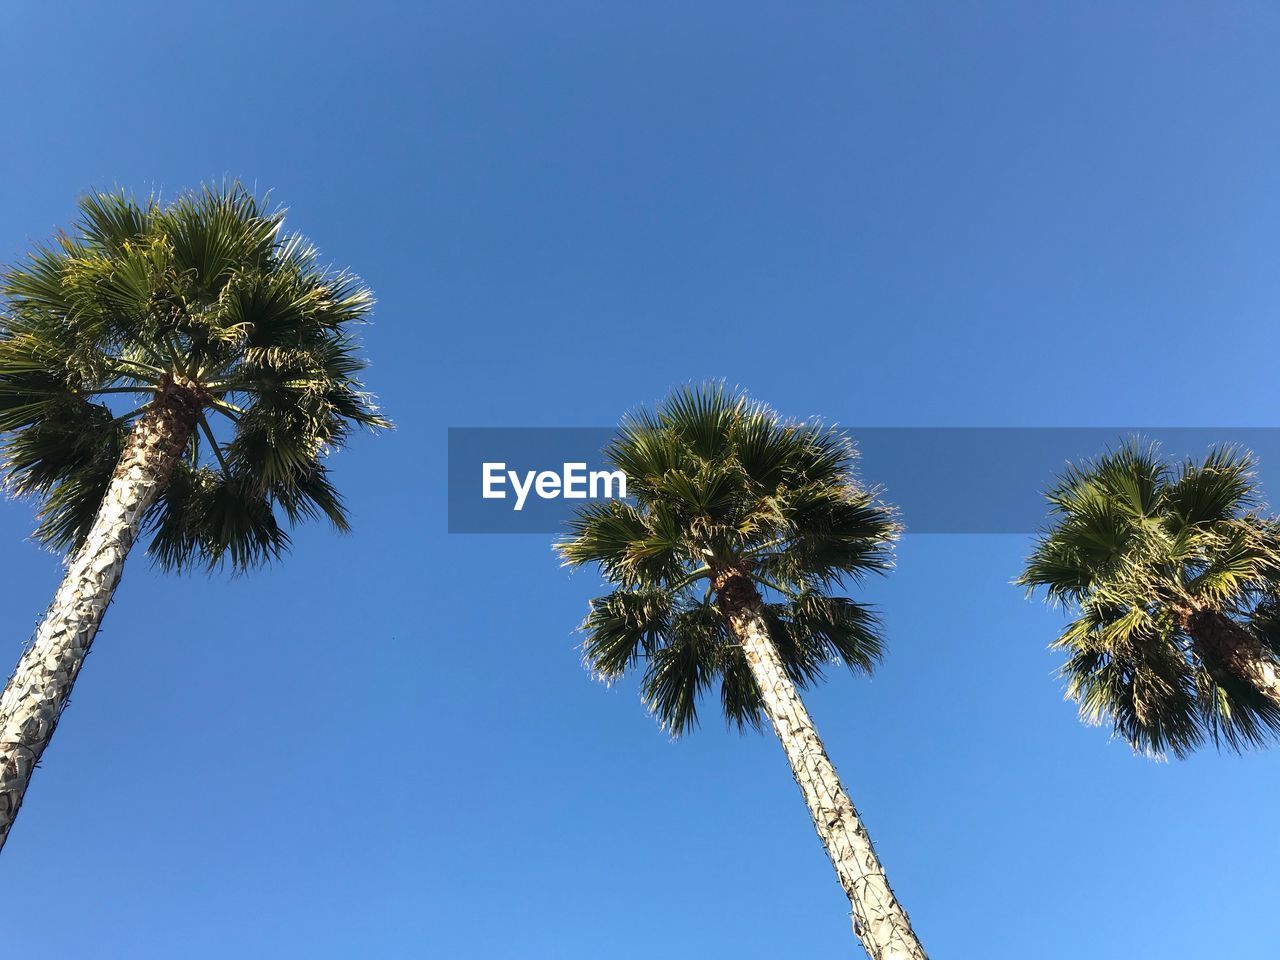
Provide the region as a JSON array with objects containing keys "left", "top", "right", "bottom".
[
  {"left": 0, "top": 378, "right": 200, "bottom": 852},
  {"left": 1183, "top": 607, "right": 1280, "bottom": 708},
  {"left": 715, "top": 570, "right": 927, "bottom": 960}
]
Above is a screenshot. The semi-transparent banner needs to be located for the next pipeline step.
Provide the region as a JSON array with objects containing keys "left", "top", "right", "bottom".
[{"left": 447, "top": 427, "right": 1280, "bottom": 534}]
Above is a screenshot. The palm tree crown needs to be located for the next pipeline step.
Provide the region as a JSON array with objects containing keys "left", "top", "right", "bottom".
[
  {"left": 1018, "top": 442, "right": 1280, "bottom": 757},
  {"left": 0, "top": 184, "right": 388, "bottom": 570},
  {"left": 557, "top": 384, "right": 898, "bottom": 733}
]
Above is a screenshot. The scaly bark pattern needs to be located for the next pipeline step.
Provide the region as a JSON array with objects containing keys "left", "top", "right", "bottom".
[
  {"left": 0, "top": 379, "right": 200, "bottom": 850},
  {"left": 716, "top": 569, "right": 928, "bottom": 960},
  {"left": 1184, "top": 607, "right": 1280, "bottom": 708}
]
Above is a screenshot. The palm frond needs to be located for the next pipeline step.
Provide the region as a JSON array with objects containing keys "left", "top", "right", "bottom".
[
  {"left": 560, "top": 383, "right": 897, "bottom": 734},
  {"left": 0, "top": 181, "right": 388, "bottom": 571},
  {"left": 1022, "top": 438, "right": 1280, "bottom": 756},
  {"left": 640, "top": 599, "right": 725, "bottom": 736}
]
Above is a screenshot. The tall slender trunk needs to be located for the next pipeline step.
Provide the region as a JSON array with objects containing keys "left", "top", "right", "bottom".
[
  {"left": 0, "top": 378, "right": 200, "bottom": 852},
  {"left": 1181, "top": 606, "right": 1280, "bottom": 708},
  {"left": 715, "top": 570, "right": 927, "bottom": 960}
]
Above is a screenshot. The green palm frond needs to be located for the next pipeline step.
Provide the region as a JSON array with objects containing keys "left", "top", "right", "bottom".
[
  {"left": 785, "top": 591, "right": 885, "bottom": 674},
  {"left": 1021, "top": 439, "right": 1280, "bottom": 756},
  {"left": 1164, "top": 446, "right": 1257, "bottom": 525},
  {"left": 641, "top": 599, "right": 725, "bottom": 735},
  {"left": 560, "top": 383, "right": 896, "bottom": 735},
  {"left": 0, "top": 182, "right": 388, "bottom": 572},
  {"left": 1046, "top": 441, "right": 1166, "bottom": 519},
  {"left": 581, "top": 588, "right": 673, "bottom": 680}
]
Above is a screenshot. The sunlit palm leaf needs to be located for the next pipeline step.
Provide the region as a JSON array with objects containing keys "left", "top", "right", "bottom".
[
  {"left": 1020, "top": 440, "right": 1280, "bottom": 756},
  {"left": 559, "top": 383, "right": 896, "bottom": 735},
  {"left": 0, "top": 182, "right": 388, "bottom": 572}
]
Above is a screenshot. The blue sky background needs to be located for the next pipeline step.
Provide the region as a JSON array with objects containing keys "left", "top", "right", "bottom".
[{"left": 2, "top": 2, "right": 1279, "bottom": 956}]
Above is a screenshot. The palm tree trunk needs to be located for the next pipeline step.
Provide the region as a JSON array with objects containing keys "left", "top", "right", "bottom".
[
  {"left": 1184, "top": 607, "right": 1280, "bottom": 708},
  {"left": 716, "top": 571, "right": 927, "bottom": 960},
  {"left": 0, "top": 379, "right": 200, "bottom": 852}
]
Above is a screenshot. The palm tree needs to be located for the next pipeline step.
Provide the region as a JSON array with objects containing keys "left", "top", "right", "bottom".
[
  {"left": 557, "top": 384, "right": 927, "bottom": 960},
  {"left": 0, "top": 184, "right": 387, "bottom": 850},
  {"left": 1018, "top": 441, "right": 1280, "bottom": 758}
]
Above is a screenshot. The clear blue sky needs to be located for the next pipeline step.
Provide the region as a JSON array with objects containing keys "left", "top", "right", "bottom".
[{"left": 2, "top": 2, "right": 1279, "bottom": 956}]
